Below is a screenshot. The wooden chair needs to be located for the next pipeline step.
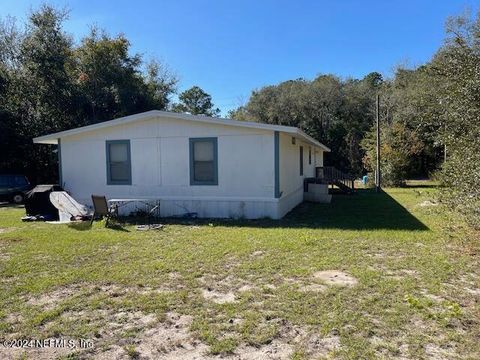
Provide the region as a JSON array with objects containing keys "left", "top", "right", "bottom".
[{"left": 90, "top": 195, "right": 117, "bottom": 227}]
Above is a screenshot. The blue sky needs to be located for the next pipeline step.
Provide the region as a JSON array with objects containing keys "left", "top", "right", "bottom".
[{"left": 3, "top": 0, "right": 478, "bottom": 115}]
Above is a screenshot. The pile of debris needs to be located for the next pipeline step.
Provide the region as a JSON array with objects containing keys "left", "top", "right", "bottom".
[{"left": 22, "top": 185, "right": 91, "bottom": 223}]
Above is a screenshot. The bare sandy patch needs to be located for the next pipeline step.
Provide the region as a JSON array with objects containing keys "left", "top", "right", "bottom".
[
  {"left": 111, "top": 311, "right": 157, "bottom": 330},
  {"left": 53, "top": 308, "right": 159, "bottom": 343},
  {"left": 400, "top": 269, "right": 418, "bottom": 276},
  {"left": 425, "top": 343, "right": 456, "bottom": 360},
  {"left": 312, "top": 270, "right": 358, "bottom": 287},
  {"left": 200, "top": 274, "right": 257, "bottom": 299},
  {"left": 235, "top": 340, "right": 294, "bottom": 359},
  {"left": 464, "top": 287, "right": 480, "bottom": 296},
  {"left": 299, "top": 283, "right": 327, "bottom": 293},
  {"left": 366, "top": 251, "right": 388, "bottom": 259},
  {"left": 0, "top": 227, "right": 16, "bottom": 234},
  {"left": 238, "top": 284, "right": 255, "bottom": 292},
  {"left": 134, "top": 312, "right": 209, "bottom": 359},
  {"left": 419, "top": 200, "right": 438, "bottom": 207},
  {"left": 370, "top": 336, "right": 410, "bottom": 360},
  {"left": 241, "top": 320, "right": 341, "bottom": 359},
  {"left": 93, "top": 345, "right": 126, "bottom": 360},
  {"left": 234, "top": 321, "right": 302, "bottom": 359},
  {"left": 26, "top": 283, "right": 88, "bottom": 310},
  {"left": 265, "top": 283, "right": 276, "bottom": 289},
  {"left": 97, "top": 283, "right": 178, "bottom": 296},
  {"left": 168, "top": 271, "right": 181, "bottom": 280},
  {"left": 303, "top": 333, "right": 341, "bottom": 357},
  {"left": 251, "top": 250, "right": 264, "bottom": 258},
  {"left": 228, "top": 317, "right": 243, "bottom": 326},
  {"left": 202, "top": 288, "right": 236, "bottom": 304}
]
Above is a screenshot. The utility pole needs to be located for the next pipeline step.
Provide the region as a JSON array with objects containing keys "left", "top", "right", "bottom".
[{"left": 376, "top": 94, "right": 381, "bottom": 193}]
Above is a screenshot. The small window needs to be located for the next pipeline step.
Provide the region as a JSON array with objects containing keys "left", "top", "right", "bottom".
[
  {"left": 299, "top": 146, "right": 304, "bottom": 176},
  {"left": 106, "top": 140, "right": 131, "bottom": 185},
  {"left": 308, "top": 147, "right": 312, "bottom": 165},
  {"left": 190, "top": 138, "right": 218, "bottom": 185}
]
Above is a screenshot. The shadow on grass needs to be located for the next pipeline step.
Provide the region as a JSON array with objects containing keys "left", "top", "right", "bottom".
[
  {"left": 284, "top": 189, "right": 429, "bottom": 230},
  {"left": 67, "top": 221, "right": 130, "bottom": 232},
  {"left": 146, "top": 189, "right": 428, "bottom": 231}
]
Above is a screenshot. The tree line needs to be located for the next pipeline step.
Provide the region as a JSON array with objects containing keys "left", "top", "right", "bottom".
[
  {"left": 229, "top": 11, "right": 480, "bottom": 227},
  {"left": 0, "top": 5, "right": 220, "bottom": 183}
]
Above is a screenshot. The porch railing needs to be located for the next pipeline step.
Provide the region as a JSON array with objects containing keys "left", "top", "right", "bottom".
[{"left": 314, "top": 166, "right": 355, "bottom": 193}]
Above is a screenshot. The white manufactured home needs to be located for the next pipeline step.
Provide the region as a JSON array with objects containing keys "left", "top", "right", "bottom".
[{"left": 34, "top": 110, "right": 331, "bottom": 219}]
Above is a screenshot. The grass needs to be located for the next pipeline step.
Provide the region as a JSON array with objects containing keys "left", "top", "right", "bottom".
[{"left": 0, "top": 184, "right": 479, "bottom": 359}]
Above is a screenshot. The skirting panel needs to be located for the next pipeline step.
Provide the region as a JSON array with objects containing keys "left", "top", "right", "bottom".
[{"left": 113, "top": 199, "right": 280, "bottom": 219}]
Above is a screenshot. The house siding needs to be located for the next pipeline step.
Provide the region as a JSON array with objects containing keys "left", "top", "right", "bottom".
[
  {"left": 60, "top": 115, "right": 279, "bottom": 219},
  {"left": 276, "top": 132, "right": 323, "bottom": 218},
  {"left": 58, "top": 114, "right": 325, "bottom": 219}
]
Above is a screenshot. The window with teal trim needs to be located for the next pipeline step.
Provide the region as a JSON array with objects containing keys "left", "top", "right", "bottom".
[
  {"left": 189, "top": 138, "right": 218, "bottom": 185},
  {"left": 106, "top": 140, "right": 131, "bottom": 185}
]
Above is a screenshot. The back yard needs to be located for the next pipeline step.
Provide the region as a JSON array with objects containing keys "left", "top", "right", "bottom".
[{"left": 0, "top": 184, "right": 479, "bottom": 359}]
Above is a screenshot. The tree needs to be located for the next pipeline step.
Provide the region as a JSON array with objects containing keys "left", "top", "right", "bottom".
[
  {"left": 75, "top": 28, "right": 177, "bottom": 123},
  {"left": 433, "top": 12, "right": 480, "bottom": 228},
  {"left": 229, "top": 74, "right": 379, "bottom": 176},
  {"left": 144, "top": 59, "right": 178, "bottom": 111},
  {"left": 361, "top": 66, "right": 444, "bottom": 185},
  {"left": 172, "top": 86, "right": 220, "bottom": 116},
  {"left": 1, "top": 5, "right": 78, "bottom": 182},
  {"left": 0, "top": 5, "right": 178, "bottom": 183}
]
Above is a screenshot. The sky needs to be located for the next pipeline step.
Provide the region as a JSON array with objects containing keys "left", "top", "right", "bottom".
[{"left": 2, "top": 0, "right": 478, "bottom": 115}]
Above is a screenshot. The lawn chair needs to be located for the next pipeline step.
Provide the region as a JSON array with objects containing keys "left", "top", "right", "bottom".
[{"left": 90, "top": 195, "right": 117, "bottom": 227}]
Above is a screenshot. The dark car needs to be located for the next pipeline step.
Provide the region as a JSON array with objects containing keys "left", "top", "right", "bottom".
[{"left": 0, "top": 175, "right": 33, "bottom": 204}]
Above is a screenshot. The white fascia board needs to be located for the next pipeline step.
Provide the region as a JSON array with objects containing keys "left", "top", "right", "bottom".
[{"left": 33, "top": 110, "right": 331, "bottom": 151}]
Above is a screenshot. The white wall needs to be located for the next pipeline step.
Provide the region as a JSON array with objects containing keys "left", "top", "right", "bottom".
[
  {"left": 276, "top": 133, "right": 324, "bottom": 218},
  {"left": 60, "top": 115, "right": 277, "bottom": 218},
  {"left": 59, "top": 115, "right": 326, "bottom": 219}
]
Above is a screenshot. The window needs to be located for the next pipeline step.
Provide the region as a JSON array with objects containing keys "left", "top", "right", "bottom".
[
  {"left": 190, "top": 138, "right": 218, "bottom": 185},
  {"left": 106, "top": 140, "right": 131, "bottom": 185},
  {"left": 308, "top": 147, "right": 312, "bottom": 165},
  {"left": 299, "top": 146, "right": 304, "bottom": 176}
]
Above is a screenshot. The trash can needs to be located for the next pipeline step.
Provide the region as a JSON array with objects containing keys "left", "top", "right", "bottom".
[{"left": 362, "top": 175, "right": 369, "bottom": 185}]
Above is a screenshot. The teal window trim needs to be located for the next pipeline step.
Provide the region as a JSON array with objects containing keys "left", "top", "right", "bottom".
[
  {"left": 299, "top": 146, "right": 304, "bottom": 176},
  {"left": 106, "top": 140, "right": 132, "bottom": 185},
  {"left": 189, "top": 137, "right": 218, "bottom": 185},
  {"left": 58, "top": 138, "right": 63, "bottom": 187},
  {"left": 274, "top": 131, "right": 281, "bottom": 198}
]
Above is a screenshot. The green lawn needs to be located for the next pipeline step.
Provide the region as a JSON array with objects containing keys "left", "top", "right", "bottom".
[{"left": 0, "top": 185, "right": 479, "bottom": 359}]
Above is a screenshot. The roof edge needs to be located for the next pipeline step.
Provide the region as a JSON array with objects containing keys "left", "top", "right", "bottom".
[{"left": 33, "top": 110, "right": 330, "bottom": 150}]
